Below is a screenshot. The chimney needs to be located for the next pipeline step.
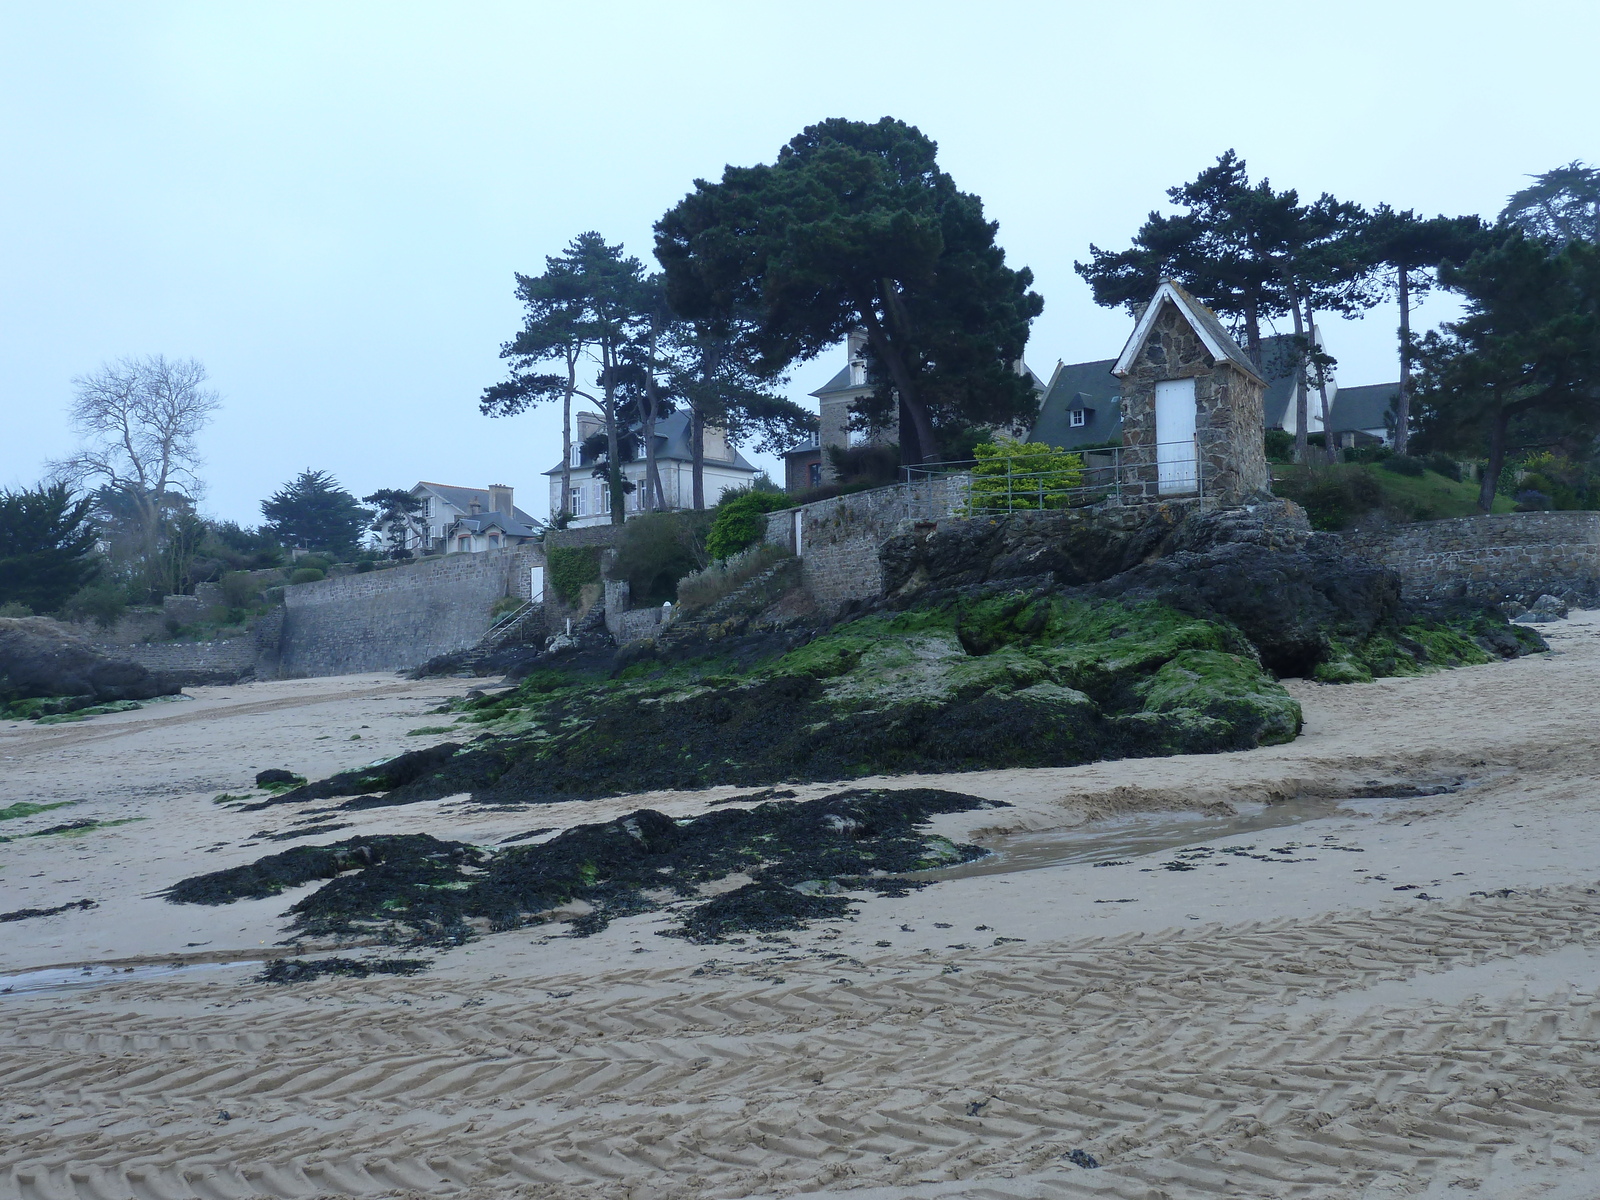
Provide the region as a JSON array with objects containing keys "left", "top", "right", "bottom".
[
  {"left": 488, "top": 484, "right": 513, "bottom": 517},
  {"left": 469, "top": 498, "right": 482, "bottom": 515}
]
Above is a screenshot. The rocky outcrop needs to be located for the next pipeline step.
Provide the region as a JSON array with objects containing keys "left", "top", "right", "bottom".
[{"left": 0, "top": 617, "right": 181, "bottom": 708}]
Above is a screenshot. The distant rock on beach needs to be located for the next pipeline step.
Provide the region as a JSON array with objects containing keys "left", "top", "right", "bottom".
[{"left": 0, "top": 616, "right": 183, "bottom": 709}]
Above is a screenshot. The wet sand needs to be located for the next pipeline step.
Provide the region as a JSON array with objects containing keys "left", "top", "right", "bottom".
[{"left": 3, "top": 615, "right": 1600, "bottom": 1198}]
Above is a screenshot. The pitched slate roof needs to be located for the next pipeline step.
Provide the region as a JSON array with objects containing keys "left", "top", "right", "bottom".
[
  {"left": 1328, "top": 382, "right": 1398, "bottom": 434},
  {"left": 1027, "top": 358, "right": 1123, "bottom": 450},
  {"left": 1112, "top": 281, "right": 1267, "bottom": 386},
  {"left": 810, "top": 364, "right": 863, "bottom": 399},
  {"left": 541, "top": 411, "right": 758, "bottom": 476},
  {"left": 412, "top": 482, "right": 538, "bottom": 527},
  {"left": 1255, "top": 334, "right": 1302, "bottom": 428},
  {"left": 445, "top": 510, "right": 542, "bottom": 539}
]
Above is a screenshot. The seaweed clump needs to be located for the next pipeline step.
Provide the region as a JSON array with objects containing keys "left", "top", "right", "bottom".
[
  {"left": 257, "top": 956, "right": 431, "bottom": 984},
  {"left": 169, "top": 788, "right": 1002, "bottom": 944}
]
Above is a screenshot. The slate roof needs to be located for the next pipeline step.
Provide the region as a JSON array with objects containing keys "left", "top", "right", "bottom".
[
  {"left": 412, "top": 482, "right": 538, "bottom": 527},
  {"left": 1256, "top": 334, "right": 1302, "bottom": 428},
  {"left": 1027, "top": 358, "right": 1123, "bottom": 450},
  {"left": 541, "top": 411, "right": 758, "bottom": 477},
  {"left": 810, "top": 365, "right": 862, "bottom": 399},
  {"left": 1328, "top": 382, "right": 1399, "bottom": 434},
  {"left": 445, "top": 510, "right": 542, "bottom": 539}
]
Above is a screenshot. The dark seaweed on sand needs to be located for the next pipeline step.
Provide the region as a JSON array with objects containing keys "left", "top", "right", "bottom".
[
  {"left": 258, "top": 956, "right": 431, "bottom": 984},
  {"left": 169, "top": 788, "right": 1003, "bottom": 944}
]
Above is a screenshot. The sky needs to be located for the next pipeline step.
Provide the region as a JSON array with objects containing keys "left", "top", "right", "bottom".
[{"left": 2, "top": 1, "right": 1596, "bottom": 525}]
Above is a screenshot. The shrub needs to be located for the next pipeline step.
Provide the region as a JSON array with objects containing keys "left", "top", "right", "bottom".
[
  {"left": 1425, "top": 452, "right": 1462, "bottom": 482},
  {"left": 965, "top": 442, "right": 1084, "bottom": 513},
  {"left": 706, "top": 491, "right": 793, "bottom": 561},
  {"left": 489, "top": 595, "right": 524, "bottom": 619},
  {"left": 1273, "top": 464, "right": 1385, "bottom": 531},
  {"left": 676, "top": 543, "right": 792, "bottom": 612},
  {"left": 1381, "top": 454, "right": 1426, "bottom": 477},
  {"left": 825, "top": 443, "right": 901, "bottom": 487},
  {"left": 1343, "top": 444, "right": 1392, "bottom": 465},
  {"left": 294, "top": 553, "right": 334, "bottom": 574},
  {"left": 1264, "top": 429, "right": 1295, "bottom": 463},
  {"left": 288, "top": 567, "right": 325, "bottom": 585},
  {"left": 62, "top": 581, "right": 128, "bottom": 629},
  {"left": 547, "top": 545, "right": 603, "bottom": 605},
  {"left": 0, "top": 600, "right": 30, "bottom": 618},
  {"left": 614, "top": 511, "right": 712, "bottom": 605},
  {"left": 220, "top": 571, "right": 260, "bottom": 608}
]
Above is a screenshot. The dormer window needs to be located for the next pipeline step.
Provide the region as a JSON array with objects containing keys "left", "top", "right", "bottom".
[
  {"left": 1070, "top": 409, "right": 1088, "bottom": 428},
  {"left": 570, "top": 444, "right": 582, "bottom": 467}
]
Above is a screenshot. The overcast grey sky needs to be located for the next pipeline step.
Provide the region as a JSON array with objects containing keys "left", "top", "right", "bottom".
[{"left": 2, "top": 1, "right": 1595, "bottom": 524}]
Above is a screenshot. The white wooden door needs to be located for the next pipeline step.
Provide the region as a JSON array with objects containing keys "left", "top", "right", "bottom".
[
  {"left": 1154, "top": 378, "right": 1197, "bottom": 495},
  {"left": 529, "top": 566, "right": 545, "bottom": 604}
]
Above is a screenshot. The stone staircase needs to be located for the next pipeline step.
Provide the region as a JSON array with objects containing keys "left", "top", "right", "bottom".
[{"left": 454, "top": 601, "right": 547, "bottom": 675}]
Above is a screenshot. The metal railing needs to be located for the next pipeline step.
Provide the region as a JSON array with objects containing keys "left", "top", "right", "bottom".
[{"left": 900, "top": 440, "right": 1203, "bottom": 519}]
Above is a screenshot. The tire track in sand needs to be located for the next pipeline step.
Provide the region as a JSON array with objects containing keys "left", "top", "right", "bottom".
[{"left": 6, "top": 886, "right": 1600, "bottom": 1199}]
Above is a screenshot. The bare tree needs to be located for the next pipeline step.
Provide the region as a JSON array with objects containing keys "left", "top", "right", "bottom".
[{"left": 52, "top": 355, "right": 220, "bottom": 582}]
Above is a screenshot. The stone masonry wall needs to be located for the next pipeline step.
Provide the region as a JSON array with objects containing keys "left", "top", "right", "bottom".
[
  {"left": 275, "top": 544, "right": 546, "bottom": 677},
  {"left": 765, "top": 476, "right": 971, "bottom": 616},
  {"left": 1118, "top": 300, "right": 1269, "bottom": 504},
  {"left": 1342, "top": 512, "right": 1600, "bottom": 604},
  {"left": 117, "top": 638, "right": 258, "bottom": 687}
]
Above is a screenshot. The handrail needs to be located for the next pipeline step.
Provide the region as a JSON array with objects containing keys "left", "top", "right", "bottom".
[
  {"left": 899, "top": 439, "right": 1204, "bottom": 517},
  {"left": 485, "top": 600, "right": 536, "bottom": 638}
]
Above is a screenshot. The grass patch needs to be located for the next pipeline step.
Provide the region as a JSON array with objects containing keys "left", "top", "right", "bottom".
[
  {"left": 0, "top": 817, "right": 143, "bottom": 844},
  {"left": 0, "top": 800, "right": 76, "bottom": 822},
  {"left": 1273, "top": 462, "right": 1512, "bottom": 529}
]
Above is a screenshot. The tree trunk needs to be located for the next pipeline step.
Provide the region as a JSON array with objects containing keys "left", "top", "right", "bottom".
[
  {"left": 1245, "top": 302, "right": 1262, "bottom": 373},
  {"left": 601, "top": 344, "right": 625, "bottom": 525},
  {"left": 691, "top": 405, "right": 705, "bottom": 509},
  {"left": 1480, "top": 404, "right": 1510, "bottom": 512},
  {"left": 1394, "top": 268, "right": 1413, "bottom": 456},
  {"left": 1306, "top": 302, "right": 1336, "bottom": 463},
  {"left": 859, "top": 284, "right": 937, "bottom": 468},
  {"left": 559, "top": 353, "right": 574, "bottom": 522},
  {"left": 1288, "top": 292, "right": 1309, "bottom": 465}
]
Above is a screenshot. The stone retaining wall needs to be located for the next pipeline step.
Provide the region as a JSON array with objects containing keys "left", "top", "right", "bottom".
[
  {"left": 274, "top": 544, "right": 546, "bottom": 677},
  {"left": 117, "top": 638, "right": 258, "bottom": 687},
  {"left": 764, "top": 477, "right": 971, "bottom": 615},
  {"left": 1341, "top": 512, "right": 1600, "bottom": 603}
]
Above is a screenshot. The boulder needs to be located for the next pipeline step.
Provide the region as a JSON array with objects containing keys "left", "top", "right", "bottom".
[
  {"left": 0, "top": 617, "right": 181, "bottom": 706},
  {"left": 1516, "top": 593, "right": 1570, "bottom": 623}
]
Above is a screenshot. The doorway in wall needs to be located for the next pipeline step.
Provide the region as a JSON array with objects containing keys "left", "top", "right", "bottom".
[{"left": 1154, "top": 377, "right": 1198, "bottom": 495}]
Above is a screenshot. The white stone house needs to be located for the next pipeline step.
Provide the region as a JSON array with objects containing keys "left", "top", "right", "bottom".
[
  {"left": 405, "top": 482, "right": 542, "bottom": 554},
  {"left": 543, "top": 411, "right": 758, "bottom": 527}
]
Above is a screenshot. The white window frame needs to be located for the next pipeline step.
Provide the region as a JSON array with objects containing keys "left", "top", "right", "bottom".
[
  {"left": 570, "top": 444, "right": 582, "bottom": 467},
  {"left": 1070, "top": 409, "right": 1087, "bottom": 428}
]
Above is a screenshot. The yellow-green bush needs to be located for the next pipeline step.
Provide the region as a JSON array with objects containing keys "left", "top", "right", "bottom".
[{"left": 965, "top": 442, "right": 1084, "bottom": 513}]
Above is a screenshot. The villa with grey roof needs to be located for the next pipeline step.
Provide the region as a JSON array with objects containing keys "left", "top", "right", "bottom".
[
  {"left": 406, "top": 481, "right": 543, "bottom": 553},
  {"left": 544, "top": 410, "right": 758, "bottom": 528}
]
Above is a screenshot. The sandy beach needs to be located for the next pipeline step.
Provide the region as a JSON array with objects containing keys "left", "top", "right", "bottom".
[{"left": 5, "top": 614, "right": 1600, "bottom": 1198}]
